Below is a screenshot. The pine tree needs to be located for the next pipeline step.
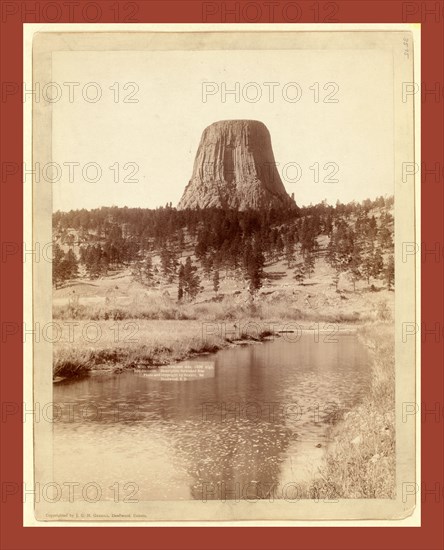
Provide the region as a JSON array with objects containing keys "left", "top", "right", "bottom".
[
  {"left": 99, "top": 252, "right": 109, "bottom": 276},
  {"left": 160, "top": 246, "right": 177, "bottom": 283},
  {"left": 284, "top": 231, "right": 296, "bottom": 268},
  {"left": 348, "top": 239, "right": 362, "bottom": 291},
  {"left": 378, "top": 216, "right": 393, "bottom": 251},
  {"left": 300, "top": 218, "right": 317, "bottom": 258},
  {"left": 293, "top": 261, "right": 305, "bottom": 284},
  {"left": 183, "top": 257, "right": 201, "bottom": 299},
  {"left": 86, "top": 245, "right": 102, "bottom": 279},
  {"left": 176, "top": 228, "right": 185, "bottom": 249},
  {"left": 361, "top": 251, "right": 373, "bottom": 285},
  {"left": 274, "top": 232, "right": 284, "bottom": 261},
  {"left": 53, "top": 243, "right": 67, "bottom": 288},
  {"left": 384, "top": 255, "right": 395, "bottom": 290},
  {"left": 148, "top": 255, "right": 155, "bottom": 281},
  {"left": 229, "top": 235, "right": 241, "bottom": 270},
  {"left": 64, "top": 249, "right": 79, "bottom": 279},
  {"left": 371, "top": 249, "right": 384, "bottom": 281},
  {"left": 177, "top": 264, "right": 185, "bottom": 301},
  {"left": 79, "top": 246, "right": 87, "bottom": 264},
  {"left": 304, "top": 251, "right": 315, "bottom": 279},
  {"left": 135, "top": 255, "right": 154, "bottom": 286},
  {"left": 202, "top": 254, "right": 213, "bottom": 278},
  {"left": 213, "top": 269, "right": 220, "bottom": 297},
  {"left": 324, "top": 213, "right": 333, "bottom": 236},
  {"left": 349, "top": 256, "right": 361, "bottom": 291},
  {"left": 243, "top": 238, "right": 264, "bottom": 296},
  {"left": 332, "top": 271, "right": 340, "bottom": 291}
]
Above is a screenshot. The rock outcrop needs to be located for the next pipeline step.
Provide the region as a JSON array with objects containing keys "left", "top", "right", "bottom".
[{"left": 178, "top": 120, "right": 296, "bottom": 211}]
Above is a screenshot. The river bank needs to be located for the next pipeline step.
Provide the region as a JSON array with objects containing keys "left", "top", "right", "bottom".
[
  {"left": 53, "top": 319, "right": 281, "bottom": 380},
  {"left": 301, "top": 321, "right": 395, "bottom": 499}
]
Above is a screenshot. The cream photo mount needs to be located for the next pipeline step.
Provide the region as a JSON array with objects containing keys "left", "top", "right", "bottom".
[{"left": 24, "top": 23, "right": 420, "bottom": 526}]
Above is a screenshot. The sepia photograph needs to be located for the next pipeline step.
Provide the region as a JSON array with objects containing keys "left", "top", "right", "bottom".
[{"left": 25, "top": 24, "right": 419, "bottom": 524}]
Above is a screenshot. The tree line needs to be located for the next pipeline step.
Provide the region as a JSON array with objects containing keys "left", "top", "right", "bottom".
[{"left": 52, "top": 195, "right": 394, "bottom": 295}]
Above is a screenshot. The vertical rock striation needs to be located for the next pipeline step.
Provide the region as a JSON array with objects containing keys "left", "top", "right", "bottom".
[{"left": 178, "top": 120, "right": 296, "bottom": 210}]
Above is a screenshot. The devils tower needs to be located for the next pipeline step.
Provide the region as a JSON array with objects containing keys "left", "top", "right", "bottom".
[{"left": 178, "top": 120, "right": 296, "bottom": 211}]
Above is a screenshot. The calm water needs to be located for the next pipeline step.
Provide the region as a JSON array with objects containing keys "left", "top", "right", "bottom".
[{"left": 53, "top": 333, "right": 371, "bottom": 501}]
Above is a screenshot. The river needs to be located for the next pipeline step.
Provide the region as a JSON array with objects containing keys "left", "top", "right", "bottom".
[{"left": 53, "top": 332, "right": 371, "bottom": 501}]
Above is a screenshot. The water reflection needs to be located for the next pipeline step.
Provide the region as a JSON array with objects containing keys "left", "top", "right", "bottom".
[{"left": 53, "top": 333, "right": 370, "bottom": 501}]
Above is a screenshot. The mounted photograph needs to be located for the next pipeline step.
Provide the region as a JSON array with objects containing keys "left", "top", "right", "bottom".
[{"left": 26, "top": 24, "right": 419, "bottom": 524}]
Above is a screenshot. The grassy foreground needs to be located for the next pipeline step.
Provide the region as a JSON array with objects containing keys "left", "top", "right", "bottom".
[{"left": 302, "top": 321, "right": 395, "bottom": 499}]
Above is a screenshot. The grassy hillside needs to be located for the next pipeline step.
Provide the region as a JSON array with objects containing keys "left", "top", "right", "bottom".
[{"left": 54, "top": 236, "right": 393, "bottom": 323}]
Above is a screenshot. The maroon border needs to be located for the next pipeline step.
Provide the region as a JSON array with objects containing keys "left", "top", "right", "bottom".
[{"left": 1, "top": 1, "right": 443, "bottom": 549}]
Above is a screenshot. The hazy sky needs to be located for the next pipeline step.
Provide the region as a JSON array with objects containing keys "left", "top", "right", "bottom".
[{"left": 52, "top": 47, "right": 394, "bottom": 211}]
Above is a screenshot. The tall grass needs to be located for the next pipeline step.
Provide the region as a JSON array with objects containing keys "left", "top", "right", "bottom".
[
  {"left": 52, "top": 319, "right": 274, "bottom": 380},
  {"left": 53, "top": 295, "right": 370, "bottom": 324},
  {"left": 53, "top": 349, "right": 93, "bottom": 379}
]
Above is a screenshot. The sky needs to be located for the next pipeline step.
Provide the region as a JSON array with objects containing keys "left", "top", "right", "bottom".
[{"left": 51, "top": 46, "right": 394, "bottom": 211}]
